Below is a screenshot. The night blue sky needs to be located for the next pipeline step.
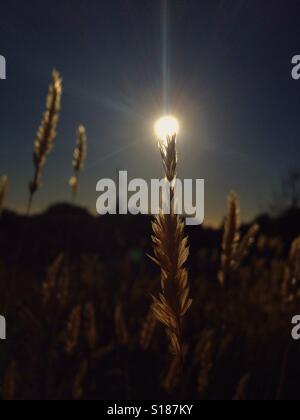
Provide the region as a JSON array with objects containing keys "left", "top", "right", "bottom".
[{"left": 1, "top": 0, "right": 300, "bottom": 225}]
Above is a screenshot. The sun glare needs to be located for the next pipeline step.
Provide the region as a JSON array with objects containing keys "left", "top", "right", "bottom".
[{"left": 154, "top": 115, "right": 180, "bottom": 143}]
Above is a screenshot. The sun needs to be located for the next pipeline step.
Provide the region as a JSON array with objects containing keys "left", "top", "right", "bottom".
[{"left": 154, "top": 115, "right": 180, "bottom": 143}]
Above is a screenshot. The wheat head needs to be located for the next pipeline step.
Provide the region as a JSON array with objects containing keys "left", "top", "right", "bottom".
[
  {"left": 69, "top": 125, "right": 87, "bottom": 200},
  {"left": 151, "top": 134, "right": 192, "bottom": 358},
  {"left": 219, "top": 192, "right": 259, "bottom": 285},
  {"left": 28, "top": 70, "right": 62, "bottom": 213}
]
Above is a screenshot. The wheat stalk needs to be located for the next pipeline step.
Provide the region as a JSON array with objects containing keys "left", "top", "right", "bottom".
[
  {"left": 0, "top": 175, "right": 8, "bottom": 216},
  {"left": 163, "top": 344, "right": 189, "bottom": 393},
  {"left": 150, "top": 134, "right": 192, "bottom": 361},
  {"left": 28, "top": 70, "right": 62, "bottom": 215},
  {"left": 219, "top": 192, "right": 240, "bottom": 286},
  {"left": 69, "top": 125, "right": 87, "bottom": 202},
  {"left": 219, "top": 192, "right": 259, "bottom": 285}
]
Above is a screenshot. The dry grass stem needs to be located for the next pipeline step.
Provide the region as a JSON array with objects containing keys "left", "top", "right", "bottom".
[
  {"left": 163, "top": 345, "right": 188, "bottom": 393},
  {"left": 28, "top": 70, "right": 62, "bottom": 214},
  {"left": 69, "top": 125, "right": 87, "bottom": 201},
  {"left": 219, "top": 192, "right": 259, "bottom": 285},
  {"left": 219, "top": 192, "right": 240, "bottom": 285},
  {"left": 151, "top": 135, "right": 192, "bottom": 359}
]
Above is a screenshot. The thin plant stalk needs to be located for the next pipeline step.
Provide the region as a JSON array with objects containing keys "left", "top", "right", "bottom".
[
  {"left": 69, "top": 125, "right": 87, "bottom": 203},
  {"left": 7, "top": 73, "right": 62, "bottom": 313},
  {"left": 219, "top": 192, "right": 259, "bottom": 286},
  {"left": 28, "top": 70, "right": 62, "bottom": 215},
  {"left": 150, "top": 133, "right": 192, "bottom": 376}
]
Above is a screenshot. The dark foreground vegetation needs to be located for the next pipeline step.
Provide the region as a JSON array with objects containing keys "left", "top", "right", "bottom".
[{"left": 0, "top": 203, "right": 300, "bottom": 400}]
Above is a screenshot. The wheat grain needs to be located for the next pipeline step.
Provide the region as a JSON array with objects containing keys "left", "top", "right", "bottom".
[
  {"left": 28, "top": 70, "right": 62, "bottom": 214},
  {"left": 0, "top": 175, "right": 8, "bottom": 215},
  {"left": 69, "top": 125, "right": 87, "bottom": 201},
  {"left": 150, "top": 134, "right": 192, "bottom": 360}
]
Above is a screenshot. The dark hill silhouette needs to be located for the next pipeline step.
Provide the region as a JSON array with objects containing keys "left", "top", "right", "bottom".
[
  {"left": 44, "top": 203, "right": 93, "bottom": 219},
  {"left": 0, "top": 204, "right": 300, "bottom": 273}
]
